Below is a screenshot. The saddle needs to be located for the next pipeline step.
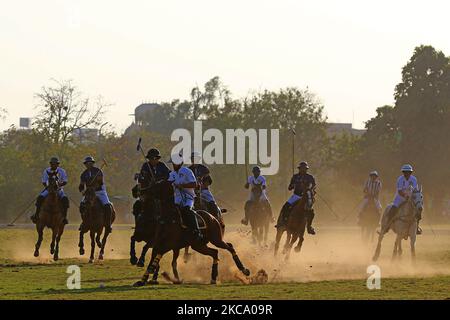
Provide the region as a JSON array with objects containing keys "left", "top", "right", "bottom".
[{"left": 175, "top": 207, "right": 207, "bottom": 230}]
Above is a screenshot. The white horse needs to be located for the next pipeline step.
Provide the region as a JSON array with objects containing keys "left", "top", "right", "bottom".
[{"left": 372, "top": 186, "right": 424, "bottom": 262}]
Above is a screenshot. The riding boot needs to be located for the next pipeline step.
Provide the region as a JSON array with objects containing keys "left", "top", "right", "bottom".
[
  {"left": 31, "top": 195, "right": 45, "bottom": 223},
  {"left": 61, "top": 197, "right": 69, "bottom": 225},
  {"left": 104, "top": 205, "right": 113, "bottom": 233},
  {"left": 275, "top": 202, "right": 291, "bottom": 228},
  {"left": 242, "top": 201, "right": 251, "bottom": 225},
  {"left": 306, "top": 210, "right": 316, "bottom": 235},
  {"left": 184, "top": 207, "right": 203, "bottom": 241}
]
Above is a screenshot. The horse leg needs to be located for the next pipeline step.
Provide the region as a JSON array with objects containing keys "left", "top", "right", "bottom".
[
  {"left": 34, "top": 224, "right": 44, "bottom": 257},
  {"left": 211, "top": 240, "right": 250, "bottom": 277},
  {"left": 50, "top": 227, "right": 56, "bottom": 255},
  {"left": 78, "top": 230, "right": 86, "bottom": 255},
  {"left": 263, "top": 222, "right": 269, "bottom": 246},
  {"left": 171, "top": 249, "right": 182, "bottom": 284},
  {"left": 98, "top": 228, "right": 111, "bottom": 260},
  {"left": 191, "top": 243, "right": 219, "bottom": 284},
  {"left": 282, "top": 232, "right": 291, "bottom": 254},
  {"left": 294, "top": 235, "right": 304, "bottom": 253},
  {"left": 53, "top": 226, "right": 64, "bottom": 261},
  {"left": 149, "top": 265, "right": 160, "bottom": 285},
  {"left": 274, "top": 228, "right": 283, "bottom": 257},
  {"left": 410, "top": 228, "right": 417, "bottom": 264},
  {"left": 392, "top": 235, "right": 400, "bottom": 261},
  {"left": 251, "top": 226, "right": 257, "bottom": 244},
  {"left": 96, "top": 232, "right": 102, "bottom": 248},
  {"left": 285, "top": 233, "right": 298, "bottom": 261},
  {"left": 372, "top": 232, "right": 385, "bottom": 261},
  {"left": 130, "top": 235, "right": 138, "bottom": 265},
  {"left": 183, "top": 246, "right": 192, "bottom": 263},
  {"left": 134, "top": 248, "right": 168, "bottom": 287},
  {"left": 137, "top": 242, "right": 151, "bottom": 267},
  {"left": 89, "top": 230, "right": 96, "bottom": 263}
]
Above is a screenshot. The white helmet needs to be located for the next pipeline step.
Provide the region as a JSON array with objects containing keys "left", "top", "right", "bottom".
[
  {"left": 369, "top": 170, "right": 379, "bottom": 177},
  {"left": 401, "top": 164, "right": 413, "bottom": 172},
  {"left": 170, "top": 153, "right": 184, "bottom": 165}
]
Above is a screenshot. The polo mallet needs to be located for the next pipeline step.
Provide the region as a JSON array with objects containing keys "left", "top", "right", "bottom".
[
  {"left": 7, "top": 197, "right": 37, "bottom": 226},
  {"left": 86, "top": 158, "right": 108, "bottom": 188},
  {"left": 136, "top": 137, "right": 156, "bottom": 182},
  {"left": 291, "top": 128, "right": 296, "bottom": 176}
]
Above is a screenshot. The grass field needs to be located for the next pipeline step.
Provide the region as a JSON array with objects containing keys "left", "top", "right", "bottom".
[{"left": 1, "top": 224, "right": 449, "bottom": 300}]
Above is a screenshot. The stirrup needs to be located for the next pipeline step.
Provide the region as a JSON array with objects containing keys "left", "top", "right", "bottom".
[
  {"left": 416, "top": 227, "right": 422, "bottom": 235},
  {"left": 241, "top": 218, "right": 248, "bottom": 226},
  {"left": 307, "top": 226, "right": 316, "bottom": 235}
]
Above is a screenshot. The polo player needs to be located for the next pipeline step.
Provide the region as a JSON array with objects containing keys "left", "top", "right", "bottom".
[
  {"left": 132, "top": 148, "right": 171, "bottom": 218},
  {"left": 357, "top": 170, "right": 382, "bottom": 225},
  {"left": 78, "top": 156, "right": 113, "bottom": 233},
  {"left": 275, "top": 161, "right": 316, "bottom": 234},
  {"left": 384, "top": 164, "right": 422, "bottom": 235},
  {"left": 189, "top": 151, "right": 221, "bottom": 220},
  {"left": 241, "top": 166, "right": 273, "bottom": 225},
  {"left": 168, "top": 153, "right": 203, "bottom": 241},
  {"left": 31, "top": 157, "right": 69, "bottom": 225}
]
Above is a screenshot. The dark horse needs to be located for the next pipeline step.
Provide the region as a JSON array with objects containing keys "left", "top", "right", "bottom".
[
  {"left": 34, "top": 172, "right": 65, "bottom": 261},
  {"left": 133, "top": 181, "right": 250, "bottom": 286},
  {"left": 129, "top": 182, "right": 181, "bottom": 284},
  {"left": 360, "top": 197, "right": 381, "bottom": 243},
  {"left": 245, "top": 185, "right": 272, "bottom": 246},
  {"left": 78, "top": 187, "right": 115, "bottom": 263},
  {"left": 274, "top": 188, "right": 311, "bottom": 260}
]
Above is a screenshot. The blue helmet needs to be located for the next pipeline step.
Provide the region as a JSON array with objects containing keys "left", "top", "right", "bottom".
[{"left": 401, "top": 164, "right": 413, "bottom": 172}]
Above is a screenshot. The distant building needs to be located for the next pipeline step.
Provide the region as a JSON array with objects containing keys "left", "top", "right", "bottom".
[
  {"left": 326, "top": 123, "right": 366, "bottom": 137},
  {"left": 72, "top": 128, "right": 99, "bottom": 144},
  {"left": 19, "top": 117, "right": 32, "bottom": 129},
  {"left": 134, "top": 103, "right": 160, "bottom": 126}
]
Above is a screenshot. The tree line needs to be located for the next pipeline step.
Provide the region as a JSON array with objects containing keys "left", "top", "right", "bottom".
[{"left": 1, "top": 45, "right": 448, "bottom": 223}]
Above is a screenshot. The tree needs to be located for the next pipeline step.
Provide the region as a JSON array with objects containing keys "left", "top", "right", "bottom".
[{"left": 33, "top": 79, "right": 107, "bottom": 147}]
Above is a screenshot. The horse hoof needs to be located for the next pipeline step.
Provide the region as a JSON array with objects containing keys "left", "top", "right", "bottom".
[
  {"left": 89, "top": 259, "right": 94, "bottom": 264},
  {"left": 242, "top": 268, "right": 250, "bottom": 277},
  {"left": 98, "top": 254, "right": 104, "bottom": 261},
  {"left": 50, "top": 249, "right": 55, "bottom": 255},
  {"left": 34, "top": 250, "right": 39, "bottom": 257},
  {"left": 130, "top": 256, "right": 138, "bottom": 265},
  {"left": 133, "top": 280, "right": 146, "bottom": 287},
  {"left": 294, "top": 247, "right": 301, "bottom": 253},
  {"left": 148, "top": 280, "right": 159, "bottom": 285},
  {"left": 54, "top": 255, "right": 59, "bottom": 261},
  {"left": 137, "top": 259, "right": 145, "bottom": 267},
  {"left": 210, "top": 280, "right": 217, "bottom": 285},
  {"left": 79, "top": 248, "right": 85, "bottom": 256}
]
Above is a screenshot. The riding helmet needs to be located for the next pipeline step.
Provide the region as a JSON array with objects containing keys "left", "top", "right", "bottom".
[
  {"left": 401, "top": 164, "right": 413, "bottom": 172},
  {"left": 83, "top": 156, "right": 96, "bottom": 164},
  {"left": 146, "top": 148, "right": 161, "bottom": 160},
  {"left": 49, "top": 157, "right": 60, "bottom": 164},
  {"left": 298, "top": 161, "right": 309, "bottom": 169}
]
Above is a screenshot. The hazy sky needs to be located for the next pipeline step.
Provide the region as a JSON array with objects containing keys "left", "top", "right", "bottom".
[{"left": 1, "top": 0, "right": 449, "bottom": 132}]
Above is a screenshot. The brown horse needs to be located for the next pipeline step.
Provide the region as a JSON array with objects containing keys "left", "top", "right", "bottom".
[
  {"left": 360, "top": 197, "right": 381, "bottom": 243},
  {"left": 274, "top": 190, "right": 310, "bottom": 260},
  {"left": 129, "top": 182, "right": 182, "bottom": 284},
  {"left": 34, "top": 172, "right": 65, "bottom": 261},
  {"left": 245, "top": 185, "right": 272, "bottom": 246},
  {"left": 133, "top": 181, "right": 250, "bottom": 286},
  {"left": 78, "top": 187, "right": 115, "bottom": 263}
]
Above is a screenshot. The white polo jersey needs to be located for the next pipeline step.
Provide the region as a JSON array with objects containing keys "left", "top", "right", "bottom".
[
  {"left": 247, "top": 175, "right": 268, "bottom": 200},
  {"left": 396, "top": 175, "right": 418, "bottom": 195},
  {"left": 42, "top": 167, "right": 68, "bottom": 187},
  {"left": 169, "top": 166, "right": 197, "bottom": 206}
]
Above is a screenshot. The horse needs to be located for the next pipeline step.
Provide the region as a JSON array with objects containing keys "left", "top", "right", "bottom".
[
  {"left": 129, "top": 181, "right": 182, "bottom": 284},
  {"left": 372, "top": 186, "right": 424, "bottom": 262},
  {"left": 245, "top": 185, "right": 272, "bottom": 246},
  {"left": 78, "top": 186, "right": 116, "bottom": 263},
  {"left": 182, "top": 192, "right": 227, "bottom": 263},
  {"left": 33, "top": 172, "right": 65, "bottom": 261},
  {"left": 133, "top": 180, "right": 250, "bottom": 286},
  {"left": 360, "top": 197, "right": 381, "bottom": 243},
  {"left": 274, "top": 188, "right": 311, "bottom": 260}
]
